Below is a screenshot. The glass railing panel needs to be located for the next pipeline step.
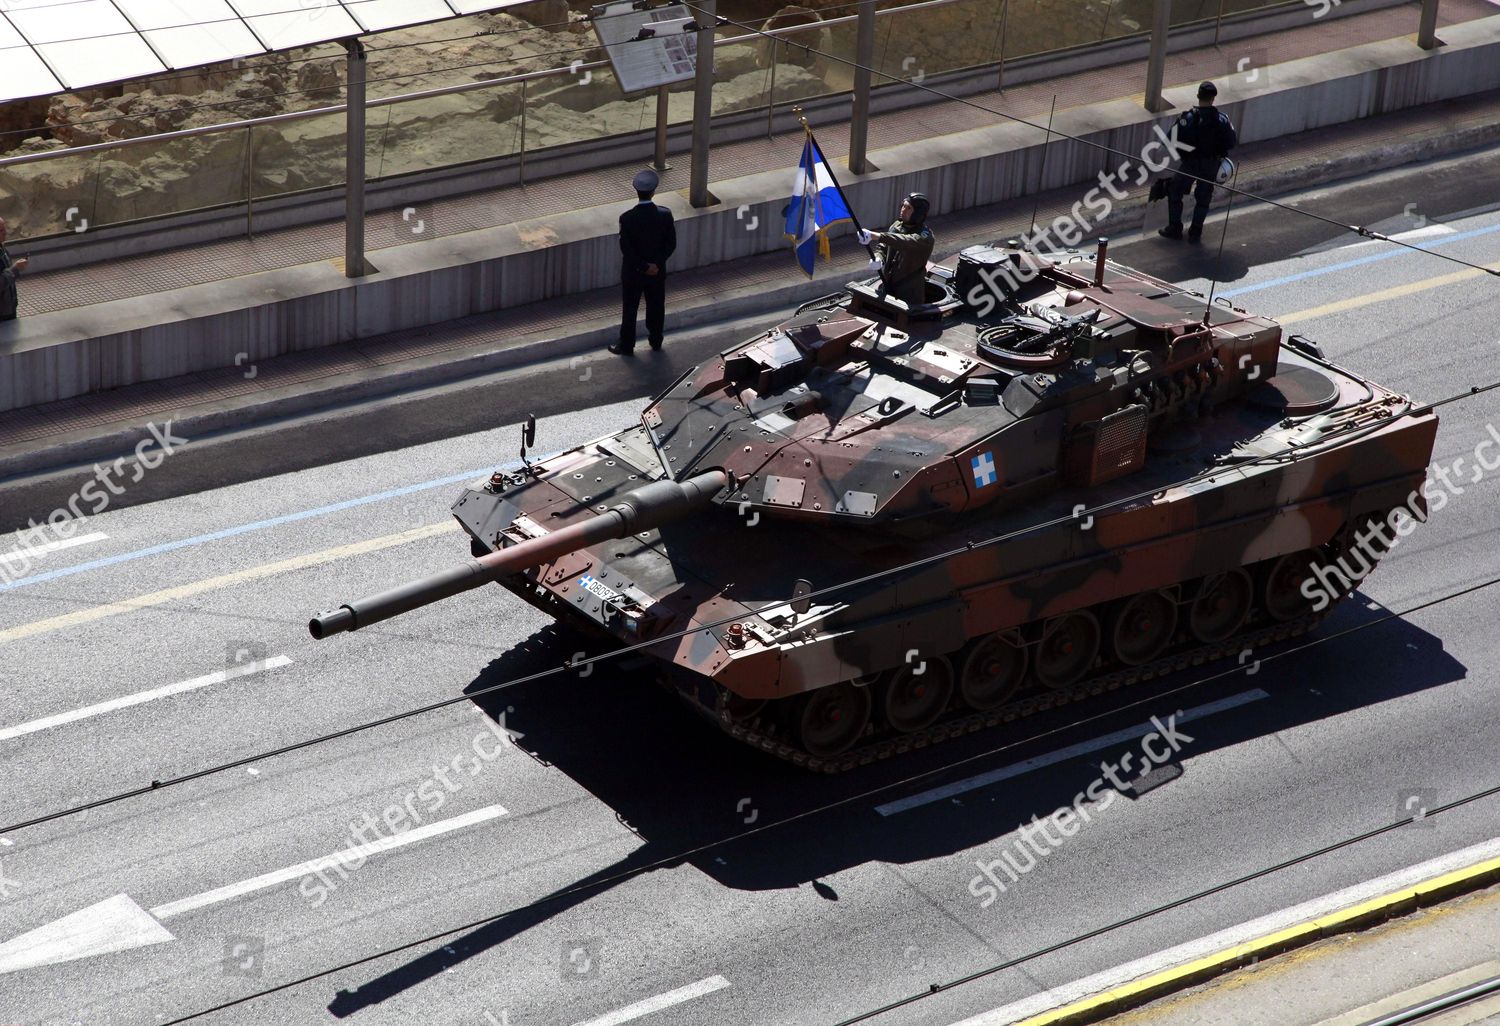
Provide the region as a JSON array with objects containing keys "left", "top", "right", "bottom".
[
  {"left": 248, "top": 108, "right": 348, "bottom": 200},
  {"left": 0, "top": 149, "right": 107, "bottom": 239},
  {"left": 526, "top": 64, "right": 656, "bottom": 148},
  {"left": 367, "top": 82, "right": 525, "bottom": 179},
  {"left": 1000, "top": 0, "right": 1129, "bottom": 60}
]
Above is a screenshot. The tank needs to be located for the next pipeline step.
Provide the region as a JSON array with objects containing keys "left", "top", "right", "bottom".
[{"left": 310, "top": 241, "right": 1439, "bottom": 771}]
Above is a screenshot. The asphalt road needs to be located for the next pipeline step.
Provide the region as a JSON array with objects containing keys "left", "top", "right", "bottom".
[{"left": 1, "top": 146, "right": 1498, "bottom": 1026}]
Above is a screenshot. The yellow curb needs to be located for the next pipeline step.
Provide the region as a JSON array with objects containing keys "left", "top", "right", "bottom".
[{"left": 1012, "top": 853, "right": 1500, "bottom": 1026}]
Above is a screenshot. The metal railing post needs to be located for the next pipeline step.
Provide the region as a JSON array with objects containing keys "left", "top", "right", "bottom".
[
  {"left": 654, "top": 84, "right": 672, "bottom": 170},
  {"left": 689, "top": 0, "right": 718, "bottom": 208},
  {"left": 848, "top": 0, "right": 877, "bottom": 174},
  {"left": 1144, "top": 0, "right": 1172, "bottom": 113},
  {"left": 519, "top": 78, "right": 529, "bottom": 184},
  {"left": 1212, "top": 0, "right": 1225, "bottom": 47},
  {"left": 243, "top": 124, "right": 255, "bottom": 238},
  {"left": 996, "top": 0, "right": 1009, "bottom": 91},
  {"left": 766, "top": 40, "right": 778, "bottom": 140},
  {"left": 1418, "top": 0, "right": 1442, "bottom": 49},
  {"left": 343, "top": 38, "right": 369, "bottom": 278}
]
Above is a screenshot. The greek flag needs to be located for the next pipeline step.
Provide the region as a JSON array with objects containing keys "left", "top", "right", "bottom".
[{"left": 785, "top": 136, "right": 854, "bottom": 277}]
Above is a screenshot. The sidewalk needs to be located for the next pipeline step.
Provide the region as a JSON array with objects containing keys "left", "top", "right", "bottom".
[
  {"left": 1094, "top": 878, "right": 1500, "bottom": 1026},
  {"left": 3, "top": 78, "right": 1498, "bottom": 483},
  {"left": 3, "top": 5, "right": 1500, "bottom": 481},
  {"left": 10, "top": 0, "right": 1494, "bottom": 319}
]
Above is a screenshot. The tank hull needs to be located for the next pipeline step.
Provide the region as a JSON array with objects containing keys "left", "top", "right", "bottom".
[{"left": 453, "top": 344, "right": 1436, "bottom": 768}]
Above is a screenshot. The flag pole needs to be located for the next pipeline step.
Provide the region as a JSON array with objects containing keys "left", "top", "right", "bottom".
[{"left": 795, "top": 107, "right": 874, "bottom": 257}]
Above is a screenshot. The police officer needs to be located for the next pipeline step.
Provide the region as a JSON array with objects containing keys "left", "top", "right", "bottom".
[
  {"left": 610, "top": 169, "right": 677, "bottom": 355},
  {"left": 858, "top": 192, "right": 935, "bottom": 306},
  {"left": 0, "top": 216, "right": 27, "bottom": 322},
  {"left": 1159, "top": 81, "right": 1237, "bottom": 243}
]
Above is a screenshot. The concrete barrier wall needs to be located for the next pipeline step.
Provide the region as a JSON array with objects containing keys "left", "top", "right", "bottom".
[{"left": 2, "top": 14, "right": 1497, "bottom": 414}]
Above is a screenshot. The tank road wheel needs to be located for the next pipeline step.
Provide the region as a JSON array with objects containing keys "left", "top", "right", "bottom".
[
  {"left": 797, "top": 682, "right": 872, "bottom": 757},
  {"left": 959, "top": 632, "right": 1028, "bottom": 711},
  {"left": 881, "top": 657, "right": 954, "bottom": 733},
  {"left": 1189, "top": 570, "right": 1253, "bottom": 642},
  {"left": 1262, "top": 550, "right": 1321, "bottom": 622},
  {"left": 1035, "top": 611, "right": 1100, "bottom": 690},
  {"left": 1109, "top": 590, "right": 1178, "bottom": 666}
]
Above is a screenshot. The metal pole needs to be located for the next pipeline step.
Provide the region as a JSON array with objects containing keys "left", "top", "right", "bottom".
[
  {"left": 519, "top": 78, "right": 528, "bottom": 184},
  {"left": 766, "top": 41, "right": 779, "bottom": 140},
  {"left": 243, "top": 124, "right": 255, "bottom": 239},
  {"left": 689, "top": 0, "right": 718, "bottom": 208},
  {"left": 1212, "top": 0, "right": 1225, "bottom": 47},
  {"left": 1144, "top": 0, "right": 1172, "bottom": 113},
  {"left": 996, "top": 0, "right": 1009, "bottom": 91},
  {"left": 343, "top": 38, "right": 368, "bottom": 278},
  {"left": 653, "top": 84, "right": 672, "bottom": 170},
  {"left": 1417, "top": 0, "right": 1442, "bottom": 50},
  {"left": 848, "top": 0, "right": 877, "bottom": 174}
]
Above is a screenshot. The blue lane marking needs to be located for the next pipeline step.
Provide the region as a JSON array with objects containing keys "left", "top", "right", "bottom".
[
  {"left": 0, "top": 465, "right": 505, "bottom": 593},
  {"left": 1216, "top": 220, "right": 1500, "bottom": 300}
]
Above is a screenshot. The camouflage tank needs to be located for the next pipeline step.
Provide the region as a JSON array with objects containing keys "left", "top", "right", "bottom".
[{"left": 310, "top": 241, "right": 1438, "bottom": 770}]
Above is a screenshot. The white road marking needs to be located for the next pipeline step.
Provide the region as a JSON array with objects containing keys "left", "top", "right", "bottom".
[
  {"left": 0, "top": 532, "right": 108, "bottom": 565},
  {"left": 1344, "top": 223, "right": 1457, "bottom": 249},
  {"left": 570, "top": 976, "right": 733, "bottom": 1026},
  {"left": 0, "top": 895, "right": 173, "bottom": 975},
  {"left": 151, "top": 804, "right": 509, "bottom": 920},
  {"left": 875, "top": 689, "right": 1269, "bottom": 816},
  {"left": 0, "top": 520, "right": 457, "bottom": 644},
  {"left": 0, "top": 804, "right": 509, "bottom": 974},
  {"left": 0, "top": 656, "right": 293, "bottom": 743},
  {"left": 945, "top": 835, "right": 1500, "bottom": 1026}
]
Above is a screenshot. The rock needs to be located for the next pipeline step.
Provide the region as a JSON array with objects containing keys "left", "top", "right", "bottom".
[{"left": 296, "top": 62, "right": 344, "bottom": 101}]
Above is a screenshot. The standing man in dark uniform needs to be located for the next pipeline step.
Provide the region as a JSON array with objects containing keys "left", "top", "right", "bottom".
[
  {"left": 1159, "top": 81, "right": 1237, "bottom": 243},
  {"left": 858, "top": 192, "right": 935, "bottom": 306},
  {"left": 610, "top": 169, "right": 676, "bottom": 355},
  {"left": 0, "top": 217, "right": 28, "bottom": 322}
]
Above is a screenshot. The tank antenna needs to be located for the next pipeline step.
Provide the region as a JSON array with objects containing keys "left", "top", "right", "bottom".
[
  {"left": 1201, "top": 165, "right": 1239, "bottom": 327},
  {"left": 1027, "top": 94, "right": 1058, "bottom": 248}
]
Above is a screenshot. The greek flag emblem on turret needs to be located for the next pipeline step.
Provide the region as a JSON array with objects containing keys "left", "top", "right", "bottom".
[{"left": 970, "top": 451, "right": 997, "bottom": 488}]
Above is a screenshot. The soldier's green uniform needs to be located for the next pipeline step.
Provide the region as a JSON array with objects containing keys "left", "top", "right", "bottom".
[{"left": 875, "top": 193, "right": 935, "bottom": 306}]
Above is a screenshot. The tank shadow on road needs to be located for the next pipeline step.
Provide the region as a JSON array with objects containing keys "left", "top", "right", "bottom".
[{"left": 325, "top": 594, "right": 1465, "bottom": 1016}]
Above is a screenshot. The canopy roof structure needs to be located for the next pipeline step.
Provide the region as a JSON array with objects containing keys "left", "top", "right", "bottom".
[{"left": 0, "top": 0, "right": 529, "bottom": 102}]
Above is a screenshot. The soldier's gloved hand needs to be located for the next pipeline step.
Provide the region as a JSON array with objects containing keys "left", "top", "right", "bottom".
[
  {"left": 865, "top": 257, "right": 882, "bottom": 272},
  {"left": 856, "top": 228, "right": 874, "bottom": 246}
]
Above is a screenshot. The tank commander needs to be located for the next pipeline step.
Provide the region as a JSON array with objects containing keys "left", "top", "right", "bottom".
[
  {"left": 0, "top": 217, "right": 28, "bottom": 322},
  {"left": 1159, "top": 80, "right": 1238, "bottom": 243},
  {"left": 610, "top": 168, "right": 677, "bottom": 356},
  {"left": 858, "top": 192, "right": 935, "bottom": 306}
]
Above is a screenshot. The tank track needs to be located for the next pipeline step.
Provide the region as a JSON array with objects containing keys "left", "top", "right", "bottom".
[{"left": 717, "top": 609, "right": 1330, "bottom": 774}]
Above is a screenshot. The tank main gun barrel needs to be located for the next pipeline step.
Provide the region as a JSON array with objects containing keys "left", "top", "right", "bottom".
[{"left": 309, "top": 469, "right": 728, "bottom": 640}]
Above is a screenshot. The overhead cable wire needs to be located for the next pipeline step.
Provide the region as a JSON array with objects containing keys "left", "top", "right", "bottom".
[
  {"left": 157, "top": 571, "right": 1500, "bottom": 1025},
  {"left": 4, "top": 375, "right": 1496, "bottom": 839},
  {"left": 676, "top": 0, "right": 1500, "bottom": 279}
]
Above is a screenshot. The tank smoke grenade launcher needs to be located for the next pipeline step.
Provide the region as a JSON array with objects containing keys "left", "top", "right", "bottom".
[{"left": 310, "top": 242, "right": 1437, "bottom": 770}]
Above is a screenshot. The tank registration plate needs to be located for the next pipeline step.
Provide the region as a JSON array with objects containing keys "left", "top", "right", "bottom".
[{"left": 579, "top": 575, "right": 622, "bottom": 604}]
